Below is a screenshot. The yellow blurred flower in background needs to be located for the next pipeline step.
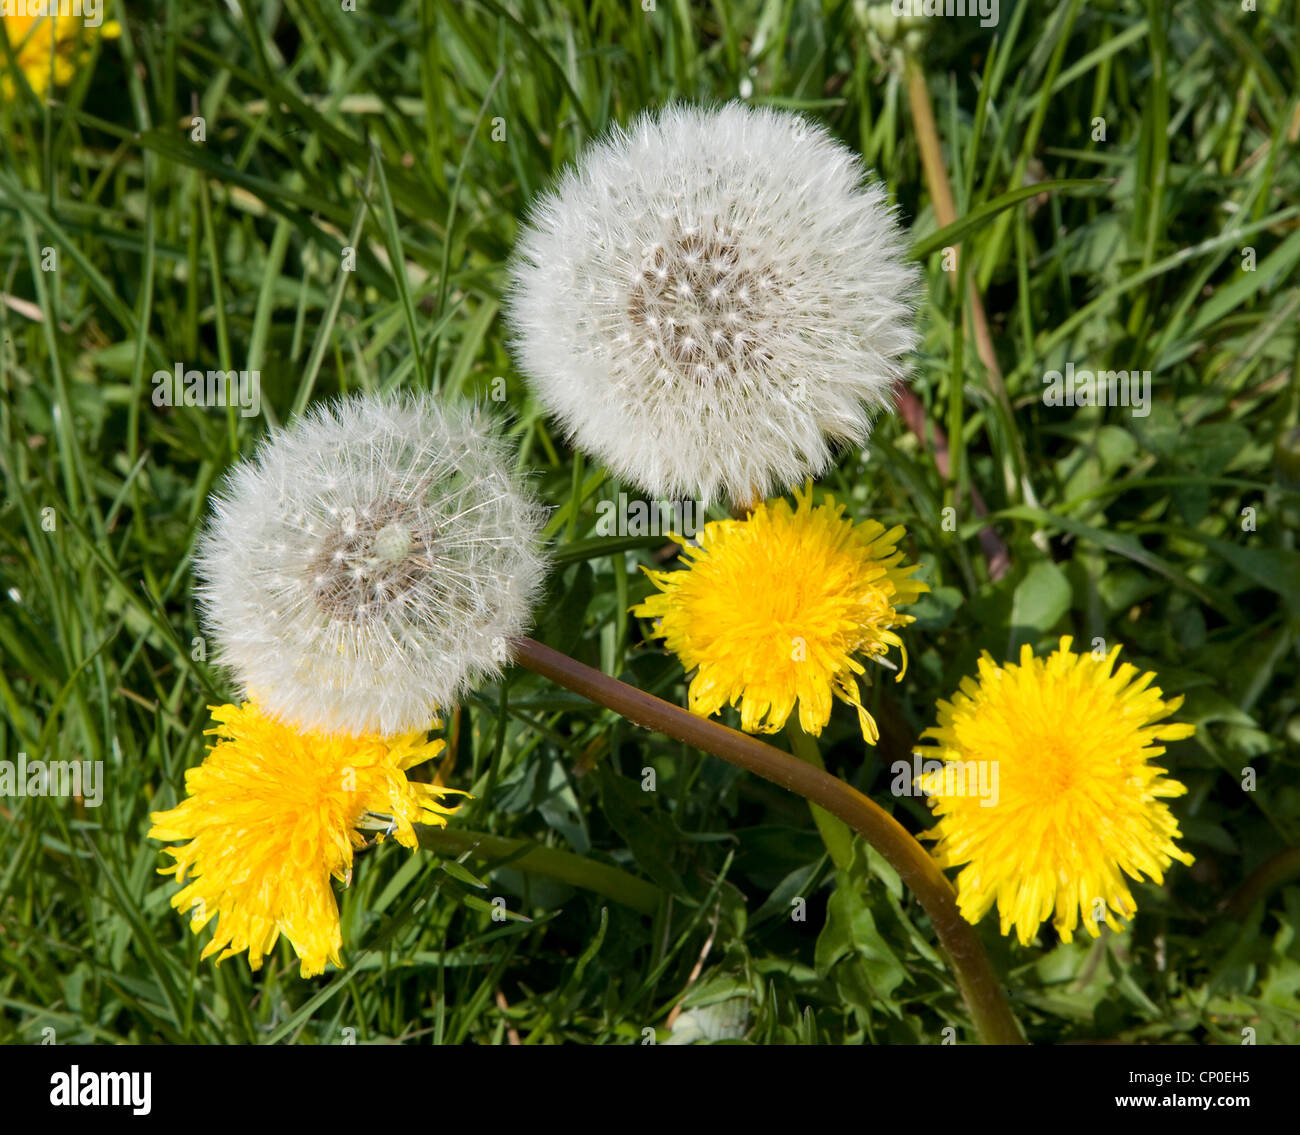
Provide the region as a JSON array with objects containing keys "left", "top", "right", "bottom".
[{"left": 2, "top": 4, "right": 120, "bottom": 99}]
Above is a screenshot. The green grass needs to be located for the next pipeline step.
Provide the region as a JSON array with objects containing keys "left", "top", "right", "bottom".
[{"left": 1, "top": 0, "right": 1298, "bottom": 1044}]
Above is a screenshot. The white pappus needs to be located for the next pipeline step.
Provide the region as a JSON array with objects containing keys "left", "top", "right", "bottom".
[
  {"left": 195, "top": 393, "right": 549, "bottom": 736},
  {"left": 507, "top": 102, "right": 920, "bottom": 507}
]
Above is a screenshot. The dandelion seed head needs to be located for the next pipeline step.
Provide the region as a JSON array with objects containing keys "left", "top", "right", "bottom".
[
  {"left": 507, "top": 102, "right": 919, "bottom": 506},
  {"left": 196, "top": 393, "right": 548, "bottom": 736}
]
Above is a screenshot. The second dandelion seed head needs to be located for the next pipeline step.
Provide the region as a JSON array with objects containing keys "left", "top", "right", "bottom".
[{"left": 196, "top": 393, "right": 548, "bottom": 737}]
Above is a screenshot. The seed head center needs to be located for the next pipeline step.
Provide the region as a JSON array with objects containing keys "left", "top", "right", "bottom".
[
  {"left": 306, "top": 499, "right": 432, "bottom": 623},
  {"left": 627, "top": 227, "right": 780, "bottom": 380}
]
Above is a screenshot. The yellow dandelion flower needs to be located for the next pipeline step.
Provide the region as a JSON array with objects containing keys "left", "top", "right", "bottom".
[
  {"left": 149, "top": 702, "right": 466, "bottom": 978},
  {"left": 2, "top": 7, "right": 120, "bottom": 99},
  {"left": 915, "top": 636, "right": 1195, "bottom": 947},
  {"left": 632, "top": 484, "right": 927, "bottom": 744}
]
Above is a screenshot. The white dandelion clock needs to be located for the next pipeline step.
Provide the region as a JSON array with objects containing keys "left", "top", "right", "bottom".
[
  {"left": 507, "top": 102, "right": 920, "bottom": 507},
  {"left": 196, "top": 394, "right": 548, "bottom": 736}
]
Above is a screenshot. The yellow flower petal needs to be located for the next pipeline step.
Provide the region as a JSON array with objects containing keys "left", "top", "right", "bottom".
[
  {"left": 3, "top": 7, "right": 115, "bottom": 97},
  {"left": 149, "top": 702, "right": 465, "bottom": 977},
  {"left": 916, "top": 636, "right": 1195, "bottom": 946},
  {"left": 633, "top": 484, "right": 927, "bottom": 743}
]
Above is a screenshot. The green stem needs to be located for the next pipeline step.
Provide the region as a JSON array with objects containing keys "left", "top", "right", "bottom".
[
  {"left": 785, "top": 722, "right": 854, "bottom": 872},
  {"left": 417, "top": 826, "right": 661, "bottom": 916},
  {"left": 510, "top": 636, "right": 1026, "bottom": 1045}
]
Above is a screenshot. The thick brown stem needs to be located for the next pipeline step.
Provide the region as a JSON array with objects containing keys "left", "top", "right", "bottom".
[
  {"left": 1224, "top": 845, "right": 1300, "bottom": 919},
  {"left": 509, "top": 635, "right": 1026, "bottom": 1045}
]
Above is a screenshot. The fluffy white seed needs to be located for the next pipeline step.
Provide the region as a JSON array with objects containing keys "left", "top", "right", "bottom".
[
  {"left": 195, "top": 393, "right": 549, "bottom": 736},
  {"left": 507, "top": 102, "right": 920, "bottom": 506}
]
